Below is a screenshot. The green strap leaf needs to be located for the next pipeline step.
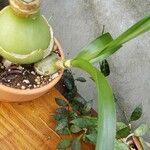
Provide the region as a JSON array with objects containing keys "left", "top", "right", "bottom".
[
  {"left": 91, "top": 15, "right": 150, "bottom": 63},
  {"left": 74, "top": 15, "right": 150, "bottom": 64},
  {"left": 75, "top": 33, "right": 114, "bottom": 61},
  {"left": 71, "top": 59, "right": 116, "bottom": 150}
]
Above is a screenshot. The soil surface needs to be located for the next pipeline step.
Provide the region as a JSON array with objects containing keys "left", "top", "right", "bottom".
[{"left": 0, "top": 44, "right": 61, "bottom": 90}]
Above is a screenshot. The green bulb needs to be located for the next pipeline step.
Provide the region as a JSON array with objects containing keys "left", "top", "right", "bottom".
[{"left": 0, "top": 6, "right": 53, "bottom": 64}]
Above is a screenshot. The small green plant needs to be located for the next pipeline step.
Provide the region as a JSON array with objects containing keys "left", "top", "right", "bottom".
[
  {"left": 0, "top": 0, "right": 149, "bottom": 149},
  {"left": 54, "top": 70, "right": 149, "bottom": 150},
  {"left": 116, "top": 103, "right": 149, "bottom": 149}
]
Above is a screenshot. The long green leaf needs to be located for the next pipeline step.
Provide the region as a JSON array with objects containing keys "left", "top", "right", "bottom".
[
  {"left": 34, "top": 16, "right": 150, "bottom": 76},
  {"left": 71, "top": 59, "right": 116, "bottom": 150},
  {"left": 75, "top": 33, "right": 114, "bottom": 61},
  {"left": 91, "top": 15, "right": 150, "bottom": 63}
]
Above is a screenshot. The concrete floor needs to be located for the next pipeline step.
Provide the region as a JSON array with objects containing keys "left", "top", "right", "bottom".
[{"left": 41, "top": 0, "right": 150, "bottom": 140}]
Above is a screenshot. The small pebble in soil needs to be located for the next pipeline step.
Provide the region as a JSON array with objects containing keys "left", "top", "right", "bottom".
[
  {"left": 2, "top": 59, "right": 12, "bottom": 68},
  {"left": 17, "top": 83, "right": 20, "bottom": 86},
  {"left": 23, "top": 79, "right": 30, "bottom": 84},
  {"left": 33, "top": 85, "right": 37, "bottom": 88},
  {"left": 28, "top": 84, "right": 32, "bottom": 88},
  {"left": 21, "top": 86, "right": 26, "bottom": 90},
  {"left": 17, "top": 66, "right": 24, "bottom": 70},
  {"left": 1, "top": 66, "right": 4, "bottom": 69},
  {"left": 31, "top": 71, "right": 35, "bottom": 75}
]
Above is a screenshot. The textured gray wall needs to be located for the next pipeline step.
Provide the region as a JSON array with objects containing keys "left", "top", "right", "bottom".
[{"left": 41, "top": 0, "right": 150, "bottom": 140}]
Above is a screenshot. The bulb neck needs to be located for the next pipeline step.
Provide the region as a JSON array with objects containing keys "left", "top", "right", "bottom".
[{"left": 9, "top": 0, "right": 40, "bottom": 17}]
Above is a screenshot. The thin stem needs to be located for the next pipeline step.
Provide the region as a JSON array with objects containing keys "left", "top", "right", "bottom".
[
  {"left": 78, "top": 133, "right": 84, "bottom": 140},
  {"left": 117, "top": 100, "right": 130, "bottom": 125},
  {"left": 102, "top": 25, "right": 105, "bottom": 35},
  {"left": 70, "top": 59, "right": 116, "bottom": 150}
]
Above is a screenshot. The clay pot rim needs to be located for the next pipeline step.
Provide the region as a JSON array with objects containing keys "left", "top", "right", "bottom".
[{"left": 0, "top": 38, "right": 64, "bottom": 95}]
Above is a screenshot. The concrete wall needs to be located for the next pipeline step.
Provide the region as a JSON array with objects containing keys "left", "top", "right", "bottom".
[{"left": 41, "top": 0, "right": 150, "bottom": 140}]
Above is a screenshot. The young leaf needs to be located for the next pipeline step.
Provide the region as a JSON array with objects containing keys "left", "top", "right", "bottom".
[
  {"left": 83, "top": 101, "right": 92, "bottom": 113},
  {"left": 116, "top": 127, "right": 131, "bottom": 139},
  {"left": 57, "top": 127, "right": 70, "bottom": 135},
  {"left": 63, "top": 77, "right": 74, "bottom": 90},
  {"left": 116, "top": 122, "right": 127, "bottom": 132},
  {"left": 53, "top": 114, "right": 66, "bottom": 121},
  {"left": 129, "top": 104, "right": 142, "bottom": 122},
  {"left": 115, "top": 140, "right": 130, "bottom": 150},
  {"left": 56, "top": 108, "right": 68, "bottom": 114},
  {"left": 63, "top": 70, "right": 75, "bottom": 90},
  {"left": 75, "top": 77, "right": 86, "bottom": 82},
  {"left": 134, "top": 124, "right": 149, "bottom": 137},
  {"left": 70, "top": 125, "right": 82, "bottom": 133},
  {"left": 71, "top": 104, "right": 81, "bottom": 112},
  {"left": 85, "top": 129, "right": 97, "bottom": 144},
  {"left": 69, "top": 112, "right": 78, "bottom": 120},
  {"left": 55, "top": 98, "right": 68, "bottom": 107},
  {"left": 100, "top": 59, "right": 110, "bottom": 77},
  {"left": 64, "top": 87, "right": 77, "bottom": 100},
  {"left": 75, "top": 33, "right": 114, "bottom": 61},
  {"left": 34, "top": 53, "right": 59, "bottom": 76},
  {"left": 73, "top": 97, "right": 86, "bottom": 105},
  {"left": 71, "top": 116, "right": 97, "bottom": 128},
  {"left": 71, "top": 139, "right": 81, "bottom": 150},
  {"left": 55, "top": 119, "right": 68, "bottom": 131},
  {"left": 57, "top": 139, "right": 72, "bottom": 149}
]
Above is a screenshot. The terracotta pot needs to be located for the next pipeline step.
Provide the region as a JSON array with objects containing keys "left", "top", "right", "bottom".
[{"left": 0, "top": 39, "right": 64, "bottom": 102}]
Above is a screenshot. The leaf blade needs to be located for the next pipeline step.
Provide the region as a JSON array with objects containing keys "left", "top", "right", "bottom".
[
  {"left": 115, "top": 140, "right": 130, "bottom": 150},
  {"left": 57, "top": 139, "right": 72, "bottom": 149},
  {"left": 116, "top": 127, "right": 131, "bottom": 139},
  {"left": 55, "top": 98, "right": 68, "bottom": 107},
  {"left": 71, "top": 116, "right": 97, "bottom": 128},
  {"left": 70, "top": 125, "right": 82, "bottom": 133},
  {"left": 55, "top": 119, "right": 68, "bottom": 131},
  {"left": 100, "top": 59, "right": 110, "bottom": 77},
  {"left": 71, "top": 139, "right": 81, "bottom": 150},
  {"left": 129, "top": 104, "right": 142, "bottom": 122},
  {"left": 75, "top": 33, "right": 114, "bottom": 61},
  {"left": 91, "top": 15, "right": 150, "bottom": 63},
  {"left": 71, "top": 59, "right": 116, "bottom": 150}
]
